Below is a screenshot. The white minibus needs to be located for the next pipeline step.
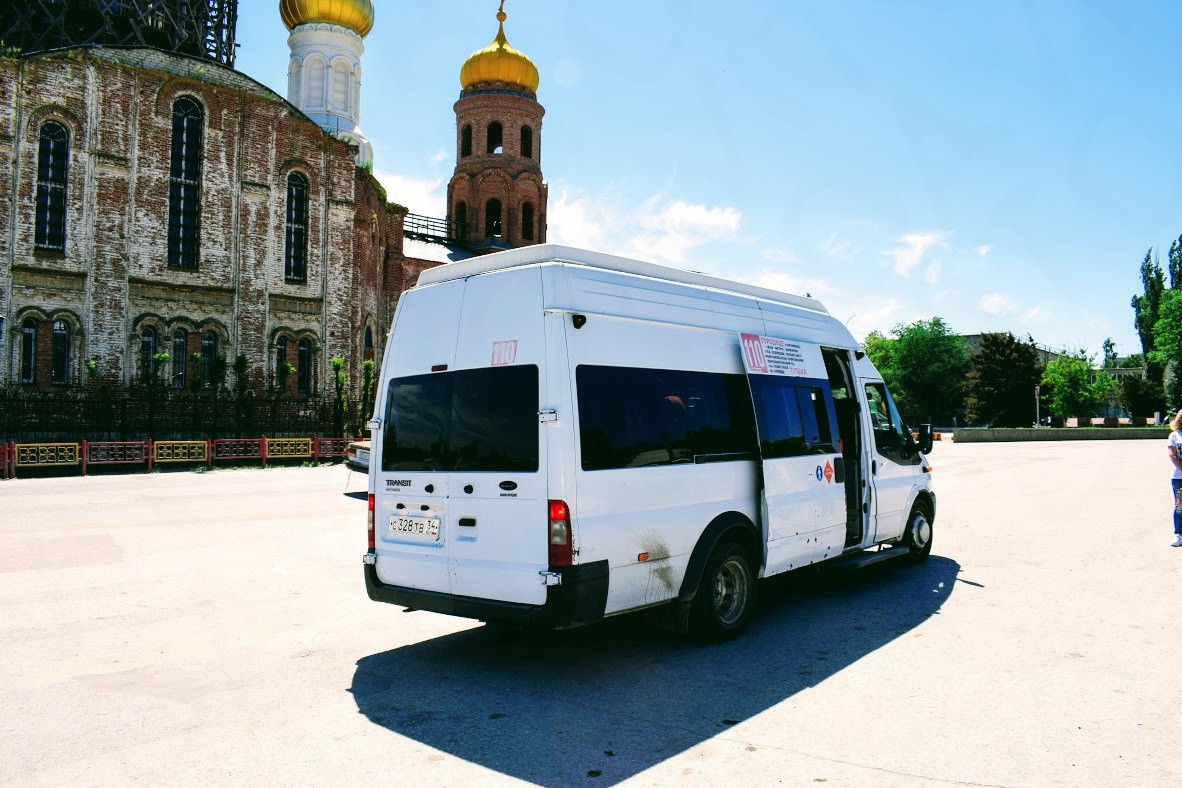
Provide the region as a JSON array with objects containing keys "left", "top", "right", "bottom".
[{"left": 363, "top": 245, "right": 935, "bottom": 641}]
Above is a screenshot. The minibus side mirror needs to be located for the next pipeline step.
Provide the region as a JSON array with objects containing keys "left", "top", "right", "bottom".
[{"left": 916, "top": 423, "right": 934, "bottom": 455}]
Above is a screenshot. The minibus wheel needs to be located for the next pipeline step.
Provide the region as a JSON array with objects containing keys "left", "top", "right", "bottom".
[
  {"left": 689, "top": 541, "right": 756, "bottom": 642},
  {"left": 902, "top": 501, "right": 933, "bottom": 564}
]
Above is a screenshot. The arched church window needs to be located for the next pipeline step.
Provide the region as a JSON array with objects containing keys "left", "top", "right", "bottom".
[
  {"left": 331, "top": 60, "right": 350, "bottom": 111},
  {"left": 485, "top": 199, "right": 502, "bottom": 238},
  {"left": 52, "top": 320, "right": 71, "bottom": 385},
  {"left": 35, "top": 121, "right": 69, "bottom": 251},
  {"left": 201, "top": 332, "right": 218, "bottom": 387},
  {"left": 168, "top": 97, "right": 203, "bottom": 269},
  {"left": 287, "top": 58, "right": 302, "bottom": 104},
  {"left": 520, "top": 125, "right": 533, "bottom": 159},
  {"left": 172, "top": 329, "right": 187, "bottom": 388},
  {"left": 20, "top": 318, "right": 37, "bottom": 384},
  {"left": 487, "top": 121, "right": 503, "bottom": 154},
  {"left": 306, "top": 56, "right": 326, "bottom": 109},
  {"left": 275, "top": 336, "right": 288, "bottom": 388},
  {"left": 454, "top": 201, "right": 468, "bottom": 242},
  {"left": 285, "top": 172, "right": 309, "bottom": 282},
  {"left": 140, "top": 327, "right": 157, "bottom": 383},
  {"left": 461, "top": 125, "right": 472, "bottom": 157},
  {"left": 297, "top": 339, "right": 313, "bottom": 394},
  {"left": 522, "top": 202, "right": 534, "bottom": 241}
]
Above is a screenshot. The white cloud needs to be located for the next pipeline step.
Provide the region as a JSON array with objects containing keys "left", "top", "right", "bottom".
[
  {"left": 372, "top": 168, "right": 446, "bottom": 217},
  {"left": 629, "top": 196, "right": 742, "bottom": 264},
  {"left": 752, "top": 270, "right": 833, "bottom": 300},
  {"left": 924, "top": 259, "right": 942, "bottom": 284},
  {"left": 824, "top": 233, "right": 853, "bottom": 257},
  {"left": 975, "top": 245, "right": 992, "bottom": 256},
  {"left": 430, "top": 149, "right": 449, "bottom": 165},
  {"left": 1021, "top": 306, "right": 1049, "bottom": 322},
  {"left": 548, "top": 189, "right": 741, "bottom": 265},
  {"left": 882, "top": 231, "right": 949, "bottom": 276},
  {"left": 547, "top": 189, "right": 611, "bottom": 251},
  {"left": 979, "top": 293, "right": 1016, "bottom": 315},
  {"left": 762, "top": 247, "right": 800, "bottom": 265}
]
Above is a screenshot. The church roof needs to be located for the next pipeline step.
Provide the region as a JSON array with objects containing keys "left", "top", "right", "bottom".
[
  {"left": 459, "top": 4, "right": 539, "bottom": 92},
  {"left": 403, "top": 239, "right": 475, "bottom": 264}
]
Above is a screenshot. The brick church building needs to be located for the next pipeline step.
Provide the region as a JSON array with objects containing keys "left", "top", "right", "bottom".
[{"left": 0, "top": 0, "right": 547, "bottom": 404}]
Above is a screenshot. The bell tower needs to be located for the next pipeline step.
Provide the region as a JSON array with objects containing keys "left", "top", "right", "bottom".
[{"left": 448, "top": 2, "right": 547, "bottom": 252}]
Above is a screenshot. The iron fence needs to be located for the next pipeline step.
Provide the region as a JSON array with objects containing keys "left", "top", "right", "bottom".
[{"left": 0, "top": 389, "right": 367, "bottom": 443}]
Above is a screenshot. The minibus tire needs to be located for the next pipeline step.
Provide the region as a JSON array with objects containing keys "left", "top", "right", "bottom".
[
  {"left": 902, "top": 501, "right": 933, "bottom": 564},
  {"left": 688, "top": 541, "right": 756, "bottom": 642}
]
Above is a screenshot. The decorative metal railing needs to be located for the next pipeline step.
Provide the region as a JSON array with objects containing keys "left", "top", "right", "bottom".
[
  {"left": 15, "top": 442, "right": 79, "bottom": 467},
  {"left": 0, "top": 436, "right": 357, "bottom": 480}
]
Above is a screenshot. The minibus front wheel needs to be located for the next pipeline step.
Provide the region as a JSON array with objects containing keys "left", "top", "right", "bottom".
[
  {"left": 689, "top": 541, "right": 757, "bottom": 642},
  {"left": 902, "top": 500, "right": 933, "bottom": 563}
]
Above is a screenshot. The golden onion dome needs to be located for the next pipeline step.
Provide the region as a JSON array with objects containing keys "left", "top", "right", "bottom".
[
  {"left": 460, "top": 4, "right": 539, "bottom": 92},
  {"left": 280, "top": 0, "right": 374, "bottom": 38}
]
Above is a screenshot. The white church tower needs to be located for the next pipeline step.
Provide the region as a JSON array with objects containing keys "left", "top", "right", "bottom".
[{"left": 279, "top": 0, "right": 374, "bottom": 167}]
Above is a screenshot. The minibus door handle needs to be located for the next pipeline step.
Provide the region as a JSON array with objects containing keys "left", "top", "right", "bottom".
[{"left": 459, "top": 517, "right": 477, "bottom": 527}]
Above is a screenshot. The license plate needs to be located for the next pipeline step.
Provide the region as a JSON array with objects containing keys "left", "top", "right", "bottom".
[
  {"left": 389, "top": 515, "right": 440, "bottom": 540},
  {"left": 356, "top": 449, "right": 370, "bottom": 463}
]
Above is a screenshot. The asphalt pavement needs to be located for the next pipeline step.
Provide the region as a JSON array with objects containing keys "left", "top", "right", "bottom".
[{"left": 0, "top": 440, "right": 1179, "bottom": 786}]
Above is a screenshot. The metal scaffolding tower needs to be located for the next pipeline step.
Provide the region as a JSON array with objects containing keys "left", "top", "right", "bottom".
[{"left": 0, "top": 0, "right": 238, "bottom": 67}]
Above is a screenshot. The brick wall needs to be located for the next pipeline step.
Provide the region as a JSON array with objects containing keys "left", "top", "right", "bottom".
[
  {"left": 0, "top": 48, "right": 377, "bottom": 398},
  {"left": 447, "top": 83, "right": 548, "bottom": 248}
]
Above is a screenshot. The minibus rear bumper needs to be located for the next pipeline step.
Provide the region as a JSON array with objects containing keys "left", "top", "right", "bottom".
[{"left": 363, "top": 559, "right": 609, "bottom": 629}]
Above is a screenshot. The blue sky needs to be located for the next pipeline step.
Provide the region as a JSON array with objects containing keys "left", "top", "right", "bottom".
[{"left": 236, "top": 1, "right": 1182, "bottom": 357}]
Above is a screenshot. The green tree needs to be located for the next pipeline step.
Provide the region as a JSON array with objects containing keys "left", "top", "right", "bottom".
[
  {"left": 1041, "top": 353, "right": 1118, "bottom": 420},
  {"left": 865, "top": 318, "right": 968, "bottom": 425},
  {"left": 1131, "top": 249, "right": 1166, "bottom": 388},
  {"left": 360, "top": 358, "right": 376, "bottom": 426},
  {"left": 1119, "top": 376, "right": 1163, "bottom": 418},
  {"left": 330, "top": 357, "right": 348, "bottom": 436},
  {"left": 1152, "top": 288, "right": 1182, "bottom": 409},
  {"left": 862, "top": 330, "right": 897, "bottom": 377},
  {"left": 964, "top": 333, "right": 1043, "bottom": 426},
  {"left": 232, "top": 354, "right": 250, "bottom": 398},
  {"left": 1101, "top": 337, "right": 1118, "bottom": 368}
]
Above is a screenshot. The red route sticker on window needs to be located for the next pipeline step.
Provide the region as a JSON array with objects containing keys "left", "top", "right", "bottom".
[
  {"left": 491, "top": 340, "right": 518, "bottom": 366},
  {"left": 823, "top": 459, "right": 834, "bottom": 484}
]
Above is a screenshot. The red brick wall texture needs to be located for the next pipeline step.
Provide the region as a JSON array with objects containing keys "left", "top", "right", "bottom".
[{"left": 0, "top": 48, "right": 423, "bottom": 399}]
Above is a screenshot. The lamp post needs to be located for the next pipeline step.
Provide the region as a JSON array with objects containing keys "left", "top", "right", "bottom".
[{"left": 1035, "top": 385, "right": 1041, "bottom": 427}]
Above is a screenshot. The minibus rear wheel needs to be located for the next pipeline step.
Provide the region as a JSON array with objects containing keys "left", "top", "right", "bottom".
[
  {"left": 902, "top": 501, "right": 933, "bottom": 564},
  {"left": 689, "top": 541, "right": 756, "bottom": 642}
]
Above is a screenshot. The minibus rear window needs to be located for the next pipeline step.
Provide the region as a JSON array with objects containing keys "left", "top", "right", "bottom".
[{"left": 381, "top": 365, "right": 539, "bottom": 472}]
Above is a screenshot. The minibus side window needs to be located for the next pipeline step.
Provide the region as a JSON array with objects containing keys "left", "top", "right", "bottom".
[
  {"left": 576, "top": 365, "right": 756, "bottom": 471},
  {"left": 795, "top": 385, "right": 837, "bottom": 454},
  {"left": 750, "top": 378, "right": 836, "bottom": 457},
  {"left": 749, "top": 376, "right": 806, "bottom": 458}
]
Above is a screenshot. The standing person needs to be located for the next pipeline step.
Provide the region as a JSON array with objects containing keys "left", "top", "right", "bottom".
[{"left": 1169, "top": 409, "right": 1182, "bottom": 547}]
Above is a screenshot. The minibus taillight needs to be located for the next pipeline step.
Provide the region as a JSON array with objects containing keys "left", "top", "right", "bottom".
[
  {"left": 548, "top": 499, "right": 572, "bottom": 567},
  {"left": 367, "top": 493, "right": 375, "bottom": 552}
]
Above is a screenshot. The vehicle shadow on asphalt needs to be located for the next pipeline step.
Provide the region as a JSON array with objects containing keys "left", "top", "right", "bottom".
[{"left": 350, "top": 555, "right": 960, "bottom": 785}]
